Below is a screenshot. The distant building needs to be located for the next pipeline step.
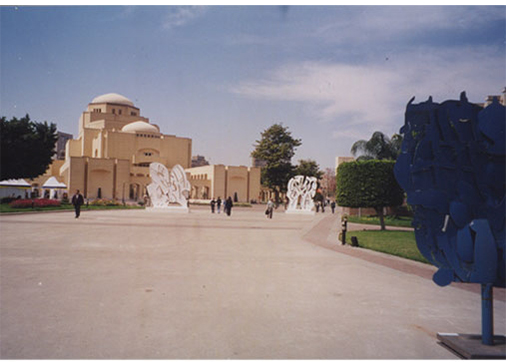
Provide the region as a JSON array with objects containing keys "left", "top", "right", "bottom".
[
  {"left": 186, "top": 164, "right": 260, "bottom": 202},
  {"left": 483, "top": 87, "right": 506, "bottom": 107},
  {"left": 191, "top": 155, "right": 209, "bottom": 167},
  {"left": 335, "top": 156, "right": 354, "bottom": 171},
  {"left": 475, "top": 87, "right": 505, "bottom": 108},
  {"left": 55, "top": 131, "right": 73, "bottom": 160},
  {"left": 252, "top": 157, "right": 267, "bottom": 168}
]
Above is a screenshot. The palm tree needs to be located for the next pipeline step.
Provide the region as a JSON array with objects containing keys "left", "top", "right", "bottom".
[{"left": 351, "top": 131, "right": 402, "bottom": 161}]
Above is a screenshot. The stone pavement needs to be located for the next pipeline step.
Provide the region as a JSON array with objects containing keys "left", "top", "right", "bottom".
[{"left": 1, "top": 206, "right": 505, "bottom": 359}]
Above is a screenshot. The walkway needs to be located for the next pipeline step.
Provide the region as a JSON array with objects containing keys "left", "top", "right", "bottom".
[{"left": 1, "top": 206, "right": 504, "bottom": 359}]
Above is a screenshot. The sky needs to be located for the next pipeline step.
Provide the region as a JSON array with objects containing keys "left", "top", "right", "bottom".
[{"left": 1, "top": 5, "right": 505, "bottom": 170}]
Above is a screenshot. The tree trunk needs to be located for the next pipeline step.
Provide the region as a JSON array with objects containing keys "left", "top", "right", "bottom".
[{"left": 376, "top": 207, "right": 386, "bottom": 230}]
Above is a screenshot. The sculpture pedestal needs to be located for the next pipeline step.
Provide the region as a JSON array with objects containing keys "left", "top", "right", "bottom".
[
  {"left": 437, "top": 333, "right": 506, "bottom": 359},
  {"left": 146, "top": 206, "right": 189, "bottom": 213},
  {"left": 285, "top": 209, "right": 315, "bottom": 215}
]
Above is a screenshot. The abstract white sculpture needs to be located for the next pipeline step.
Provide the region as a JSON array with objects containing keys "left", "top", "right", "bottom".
[
  {"left": 285, "top": 175, "right": 317, "bottom": 214},
  {"left": 168, "top": 164, "right": 191, "bottom": 206},
  {"left": 147, "top": 163, "right": 190, "bottom": 212}
]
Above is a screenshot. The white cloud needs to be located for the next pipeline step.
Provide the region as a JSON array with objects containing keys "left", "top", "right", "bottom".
[
  {"left": 162, "top": 6, "right": 207, "bottom": 30},
  {"left": 232, "top": 45, "right": 504, "bottom": 141}
]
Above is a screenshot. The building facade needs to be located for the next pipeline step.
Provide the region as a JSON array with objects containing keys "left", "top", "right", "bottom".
[
  {"left": 186, "top": 164, "right": 261, "bottom": 203},
  {"left": 55, "top": 132, "right": 73, "bottom": 160},
  {"left": 58, "top": 93, "right": 192, "bottom": 201},
  {"left": 191, "top": 155, "right": 210, "bottom": 168},
  {"left": 37, "top": 93, "right": 260, "bottom": 203}
]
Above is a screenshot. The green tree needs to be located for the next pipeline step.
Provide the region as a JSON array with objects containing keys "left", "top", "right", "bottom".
[
  {"left": 336, "top": 160, "right": 404, "bottom": 230},
  {"left": 351, "top": 131, "right": 403, "bottom": 161},
  {"left": 0, "top": 114, "right": 58, "bottom": 180},
  {"left": 251, "top": 123, "right": 301, "bottom": 203},
  {"left": 294, "top": 159, "right": 323, "bottom": 179}
]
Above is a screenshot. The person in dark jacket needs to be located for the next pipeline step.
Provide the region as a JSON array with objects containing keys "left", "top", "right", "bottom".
[
  {"left": 225, "top": 196, "right": 233, "bottom": 216},
  {"left": 210, "top": 198, "right": 216, "bottom": 213},
  {"left": 71, "top": 189, "right": 84, "bottom": 218},
  {"left": 216, "top": 197, "right": 222, "bottom": 214}
]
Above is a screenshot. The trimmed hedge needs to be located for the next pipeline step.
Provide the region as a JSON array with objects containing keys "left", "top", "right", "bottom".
[{"left": 336, "top": 160, "right": 404, "bottom": 209}]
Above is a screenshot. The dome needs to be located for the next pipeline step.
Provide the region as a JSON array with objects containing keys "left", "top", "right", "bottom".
[
  {"left": 122, "top": 121, "right": 160, "bottom": 133},
  {"left": 91, "top": 93, "right": 134, "bottom": 107}
]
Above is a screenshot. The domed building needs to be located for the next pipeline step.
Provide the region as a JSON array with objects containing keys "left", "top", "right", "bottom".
[
  {"left": 58, "top": 93, "right": 193, "bottom": 201},
  {"left": 47, "top": 93, "right": 260, "bottom": 203}
]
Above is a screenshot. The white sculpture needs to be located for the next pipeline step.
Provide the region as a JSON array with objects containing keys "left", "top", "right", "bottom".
[
  {"left": 168, "top": 164, "right": 190, "bottom": 206},
  {"left": 286, "top": 175, "right": 317, "bottom": 214},
  {"left": 147, "top": 163, "right": 190, "bottom": 212}
]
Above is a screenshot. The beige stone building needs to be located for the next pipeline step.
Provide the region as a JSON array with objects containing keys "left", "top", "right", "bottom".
[
  {"left": 39, "top": 93, "right": 260, "bottom": 203},
  {"left": 186, "top": 164, "right": 261, "bottom": 202},
  {"left": 57, "top": 93, "right": 191, "bottom": 201}
]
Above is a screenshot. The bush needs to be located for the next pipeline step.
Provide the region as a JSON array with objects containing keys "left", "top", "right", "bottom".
[
  {"left": 9, "top": 198, "right": 61, "bottom": 209},
  {"left": 90, "top": 199, "right": 120, "bottom": 206},
  {"left": 336, "top": 160, "right": 404, "bottom": 208},
  {"left": 336, "top": 160, "right": 404, "bottom": 230}
]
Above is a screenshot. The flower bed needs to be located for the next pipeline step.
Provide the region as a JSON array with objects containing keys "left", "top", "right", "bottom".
[{"left": 9, "top": 198, "right": 61, "bottom": 209}]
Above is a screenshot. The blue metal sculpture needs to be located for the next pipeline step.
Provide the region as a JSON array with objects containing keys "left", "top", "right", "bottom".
[{"left": 394, "top": 92, "right": 505, "bottom": 346}]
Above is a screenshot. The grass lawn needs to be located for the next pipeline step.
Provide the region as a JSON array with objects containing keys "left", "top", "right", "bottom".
[
  {"left": 348, "top": 229, "right": 429, "bottom": 264},
  {"left": 347, "top": 215, "right": 413, "bottom": 228},
  {"left": 0, "top": 204, "right": 144, "bottom": 213}
]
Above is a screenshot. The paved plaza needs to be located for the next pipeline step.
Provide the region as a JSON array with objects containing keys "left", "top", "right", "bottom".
[{"left": 1, "top": 206, "right": 505, "bottom": 359}]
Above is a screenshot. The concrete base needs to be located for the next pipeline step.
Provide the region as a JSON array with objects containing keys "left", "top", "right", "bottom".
[
  {"left": 285, "top": 209, "right": 315, "bottom": 215},
  {"left": 146, "top": 206, "right": 189, "bottom": 213},
  {"left": 437, "top": 333, "right": 506, "bottom": 359}
]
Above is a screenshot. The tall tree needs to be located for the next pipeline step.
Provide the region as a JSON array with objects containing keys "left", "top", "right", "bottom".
[
  {"left": 336, "top": 160, "right": 404, "bottom": 230},
  {"left": 351, "top": 131, "right": 403, "bottom": 161},
  {"left": 251, "top": 123, "right": 301, "bottom": 202},
  {"left": 0, "top": 114, "right": 58, "bottom": 180},
  {"left": 294, "top": 159, "right": 323, "bottom": 179}
]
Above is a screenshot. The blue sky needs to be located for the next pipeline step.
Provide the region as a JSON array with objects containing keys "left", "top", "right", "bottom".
[{"left": 1, "top": 5, "right": 505, "bottom": 170}]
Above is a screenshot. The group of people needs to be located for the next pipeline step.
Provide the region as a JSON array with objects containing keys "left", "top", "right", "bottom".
[
  {"left": 314, "top": 201, "right": 336, "bottom": 213},
  {"left": 315, "top": 200, "right": 336, "bottom": 214},
  {"left": 71, "top": 188, "right": 337, "bottom": 220},
  {"left": 209, "top": 197, "right": 336, "bottom": 219},
  {"left": 210, "top": 196, "right": 233, "bottom": 216}
]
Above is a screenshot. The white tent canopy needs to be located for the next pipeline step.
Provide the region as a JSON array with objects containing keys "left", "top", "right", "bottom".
[
  {"left": 0, "top": 179, "right": 31, "bottom": 187},
  {"left": 41, "top": 177, "right": 67, "bottom": 199},
  {"left": 0, "top": 179, "right": 32, "bottom": 199},
  {"left": 42, "top": 176, "right": 67, "bottom": 189}
]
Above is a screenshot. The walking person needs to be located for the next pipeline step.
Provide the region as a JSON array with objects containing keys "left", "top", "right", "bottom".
[
  {"left": 210, "top": 198, "right": 216, "bottom": 213},
  {"left": 225, "top": 196, "right": 233, "bottom": 216},
  {"left": 71, "top": 189, "right": 84, "bottom": 218},
  {"left": 266, "top": 199, "right": 274, "bottom": 219},
  {"left": 331, "top": 200, "right": 336, "bottom": 214},
  {"left": 217, "top": 197, "right": 221, "bottom": 214}
]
